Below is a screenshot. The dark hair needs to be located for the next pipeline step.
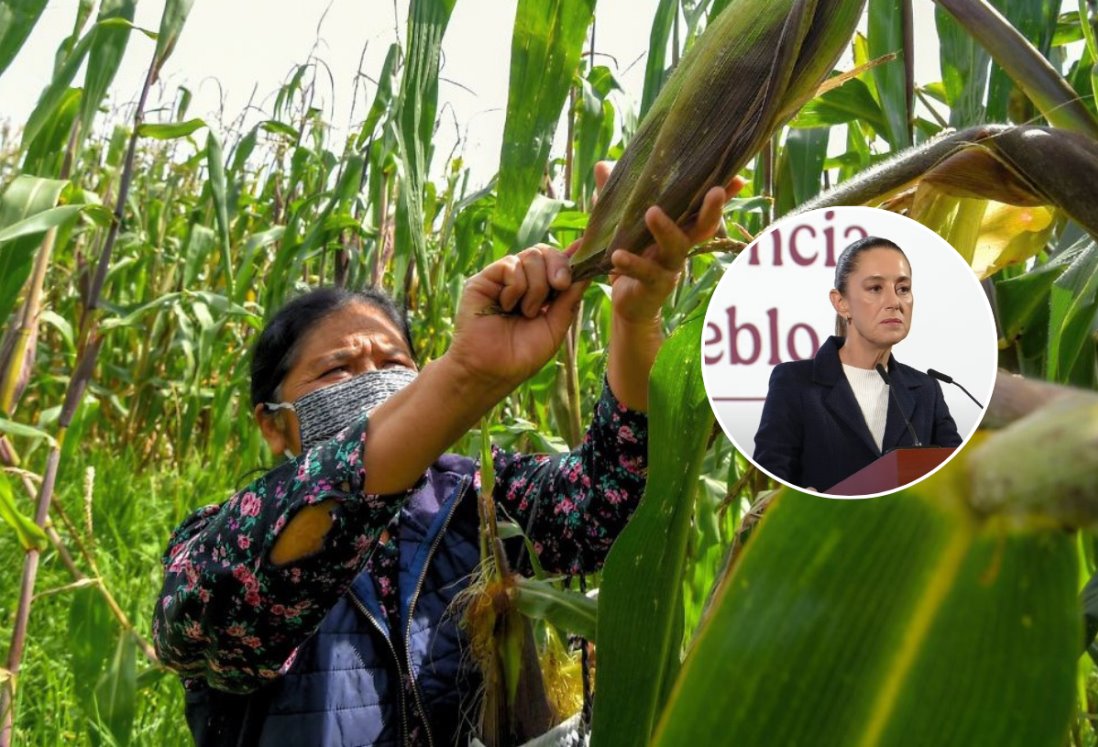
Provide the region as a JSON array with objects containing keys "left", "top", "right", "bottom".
[
  {"left": 249, "top": 286, "right": 414, "bottom": 407},
  {"left": 832, "top": 236, "right": 909, "bottom": 337}
]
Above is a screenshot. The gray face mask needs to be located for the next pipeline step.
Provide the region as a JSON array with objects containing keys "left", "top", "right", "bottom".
[{"left": 266, "top": 367, "right": 417, "bottom": 452}]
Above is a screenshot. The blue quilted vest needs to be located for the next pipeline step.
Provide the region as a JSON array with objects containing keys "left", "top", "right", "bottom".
[{"left": 183, "top": 454, "right": 483, "bottom": 746}]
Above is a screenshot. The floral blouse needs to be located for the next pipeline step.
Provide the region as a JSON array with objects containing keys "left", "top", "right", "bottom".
[{"left": 152, "top": 381, "right": 648, "bottom": 698}]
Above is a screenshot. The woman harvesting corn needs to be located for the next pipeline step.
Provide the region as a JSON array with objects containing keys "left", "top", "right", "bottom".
[{"left": 152, "top": 168, "right": 739, "bottom": 745}]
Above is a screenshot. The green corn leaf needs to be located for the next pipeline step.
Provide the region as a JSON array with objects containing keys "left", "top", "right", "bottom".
[
  {"left": 0, "top": 418, "right": 56, "bottom": 446},
  {"left": 153, "top": 0, "right": 194, "bottom": 66},
  {"left": 935, "top": 4, "right": 990, "bottom": 126},
  {"left": 22, "top": 85, "right": 81, "bottom": 176},
  {"left": 21, "top": 26, "right": 97, "bottom": 149},
  {"left": 995, "top": 250, "right": 1069, "bottom": 344},
  {"left": 0, "top": 469, "right": 47, "bottom": 552},
  {"left": 985, "top": 0, "right": 1059, "bottom": 123},
  {"left": 651, "top": 468, "right": 1078, "bottom": 746},
  {"left": 92, "top": 632, "right": 137, "bottom": 747},
  {"left": 935, "top": 0, "right": 1098, "bottom": 138},
  {"left": 69, "top": 587, "right": 113, "bottom": 723},
  {"left": 228, "top": 124, "right": 258, "bottom": 174},
  {"left": 0, "top": 0, "right": 48, "bottom": 79},
  {"left": 259, "top": 119, "right": 299, "bottom": 141},
  {"left": 0, "top": 204, "right": 84, "bottom": 245},
  {"left": 491, "top": 0, "right": 595, "bottom": 258},
  {"left": 40, "top": 309, "right": 74, "bottom": 352},
  {"left": 775, "top": 126, "right": 828, "bottom": 216},
  {"left": 1079, "top": 0, "right": 1098, "bottom": 61},
  {"left": 100, "top": 292, "right": 184, "bottom": 331},
  {"left": 572, "top": 65, "right": 620, "bottom": 207},
  {"left": 514, "top": 195, "right": 564, "bottom": 252},
  {"left": 790, "top": 76, "right": 890, "bottom": 133},
  {"left": 233, "top": 226, "right": 285, "bottom": 304},
  {"left": 513, "top": 576, "right": 597, "bottom": 641},
  {"left": 640, "top": 0, "right": 679, "bottom": 119},
  {"left": 136, "top": 118, "right": 207, "bottom": 139},
  {"left": 355, "top": 42, "right": 399, "bottom": 151},
  {"left": 591, "top": 314, "right": 714, "bottom": 747},
  {"left": 206, "top": 131, "right": 234, "bottom": 297},
  {"left": 0, "top": 175, "right": 72, "bottom": 325},
  {"left": 392, "top": 0, "right": 457, "bottom": 298},
  {"left": 1083, "top": 568, "right": 1098, "bottom": 659},
  {"left": 79, "top": 0, "right": 136, "bottom": 141},
  {"left": 867, "top": 0, "right": 911, "bottom": 148},
  {"left": 1046, "top": 239, "right": 1098, "bottom": 385},
  {"left": 182, "top": 224, "right": 216, "bottom": 289}
]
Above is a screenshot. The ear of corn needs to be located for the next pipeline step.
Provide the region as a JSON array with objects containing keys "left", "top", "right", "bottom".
[
  {"left": 569, "top": 0, "right": 866, "bottom": 280},
  {"left": 457, "top": 417, "right": 556, "bottom": 746},
  {"left": 794, "top": 124, "right": 1098, "bottom": 279}
]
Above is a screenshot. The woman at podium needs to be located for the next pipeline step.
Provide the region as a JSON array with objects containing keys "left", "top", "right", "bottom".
[{"left": 752, "top": 236, "right": 961, "bottom": 493}]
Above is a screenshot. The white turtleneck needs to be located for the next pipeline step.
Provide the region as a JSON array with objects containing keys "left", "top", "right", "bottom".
[{"left": 842, "top": 363, "right": 889, "bottom": 452}]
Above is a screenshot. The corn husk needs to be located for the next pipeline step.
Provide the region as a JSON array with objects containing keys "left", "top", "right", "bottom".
[
  {"left": 569, "top": 0, "right": 866, "bottom": 280},
  {"left": 458, "top": 417, "right": 556, "bottom": 747},
  {"left": 794, "top": 124, "right": 1098, "bottom": 278}
]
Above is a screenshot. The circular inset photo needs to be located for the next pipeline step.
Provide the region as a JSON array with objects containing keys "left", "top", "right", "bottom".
[{"left": 701, "top": 206, "right": 996, "bottom": 499}]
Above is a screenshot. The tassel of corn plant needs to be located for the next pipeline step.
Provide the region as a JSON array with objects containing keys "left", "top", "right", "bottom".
[{"left": 569, "top": 0, "right": 866, "bottom": 281}]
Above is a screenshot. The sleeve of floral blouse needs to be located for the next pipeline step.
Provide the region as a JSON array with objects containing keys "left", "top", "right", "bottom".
[
  {"left": 151, "top": 417, "right": 406, "bottom": 694},
  {"left": 491, "top": 379, "right": 649, "bottom": 576}
]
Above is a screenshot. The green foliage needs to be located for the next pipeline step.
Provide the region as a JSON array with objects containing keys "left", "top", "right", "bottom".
[
  {"left": 654, "top": 482, "right": 1079, "bottom": 746},
  {"left": 0, "top": 0, "right": 47, "bottom": 79},
  {"left": 0, "top": 175, "right": 71, "bottom": 327},
  {"left": 0, "top": 470, "right": 45, "bottom": 551},
  {"left": 640, "top": 0, "right": 679, "bottom": 119},
  {"left": 78, "top": 0, "right": 136, "bottom": 145},
  {"left": 591, "top": 315, "right": 713, "bottom": 747},
  {"left": 393, "top": 0, "right": 457, "bottom": 300},
  {"left": 492, "top": 0, "right": 595, "bottom": 257},
  {"left": 936, "top": 0, "right": 1098, "bottom": 138},
  {"left": 867, "top": 0, "right": 911, "bottom": 148}
]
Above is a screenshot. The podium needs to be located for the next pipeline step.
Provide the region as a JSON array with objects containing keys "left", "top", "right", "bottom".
[{"left": 827, "top": 447, "right": 955, "bottom": 496}]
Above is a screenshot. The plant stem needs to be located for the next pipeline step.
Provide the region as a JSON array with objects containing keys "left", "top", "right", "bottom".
[{"left": 564, "top": 320, "right": 583, "bottom": 449}]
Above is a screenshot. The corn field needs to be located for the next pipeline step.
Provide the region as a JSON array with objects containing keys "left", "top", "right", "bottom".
[{"left": 1, "top": 0, "right": 1098, "bottom": 744}]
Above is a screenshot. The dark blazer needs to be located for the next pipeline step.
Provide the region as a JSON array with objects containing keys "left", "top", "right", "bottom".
[{"left": 753, "top": 335, "right": 962, "bottom": 492}]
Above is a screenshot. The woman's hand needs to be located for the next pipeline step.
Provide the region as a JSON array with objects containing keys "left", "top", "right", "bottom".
[
  {"left": 609, "top": 183, "right": 740, "bottom": 324},
  {"left": 363, "top": 250, "right": 586, "bottom": 495},
  {"left": 602, "top": 163, "right": 746, "bottom": 411},
  {"left": 446, "top": 245, "right": 590, "bottom": 391}
]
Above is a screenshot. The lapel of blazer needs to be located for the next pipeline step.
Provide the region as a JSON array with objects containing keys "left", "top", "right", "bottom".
[
  {"left": 882, "top": 357, "right": 922, "bottom": 450},
  {"left": 815, "top": 336, "right": 881, "bottom": 456}
]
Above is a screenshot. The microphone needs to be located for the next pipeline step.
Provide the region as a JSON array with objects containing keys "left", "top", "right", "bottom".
[
  {"left": 927, "top": 368, "right": 984, "bottom": 408},
  {"left": 875, "top": 363, "right": 922, "bottom": 447}
]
